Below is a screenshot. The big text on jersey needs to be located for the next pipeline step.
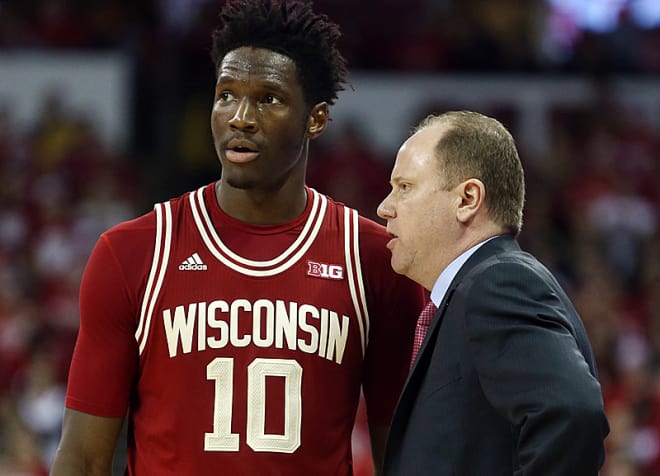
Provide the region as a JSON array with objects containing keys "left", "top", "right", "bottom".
[{"left": 162, "top": 298, "right": 350, "bottom": 364}]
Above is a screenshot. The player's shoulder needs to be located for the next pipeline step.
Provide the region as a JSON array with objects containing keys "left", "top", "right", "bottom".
[
  {"left": 315, "top": 189, "right": 387, "bottom": 240},
  {"left": 102, "top": 187, "right": 194, "bottom": 242},
  {"left": 315, "top": 193, "right": 390, "bottom": 260},
  {"left": 103, "top": 208, "right": 154, "bottom": 239},
  {"left": 356, "top": 212, "right": 389, "bottom": 244},
  {"left": 94, "top": 209, "right": 155, "bottom": 265},
  {"left": 352, "top": 212, "right": 394, "bottom": 267}
]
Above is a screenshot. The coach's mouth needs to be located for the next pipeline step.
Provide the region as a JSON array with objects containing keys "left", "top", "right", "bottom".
[{"left": 386, "top": 232, "right": 399, "bottom": 250}]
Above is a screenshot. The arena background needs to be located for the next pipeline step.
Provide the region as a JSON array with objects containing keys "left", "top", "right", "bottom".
[{"left": 0, "top": 1, "right": 659, "bottom": 475}]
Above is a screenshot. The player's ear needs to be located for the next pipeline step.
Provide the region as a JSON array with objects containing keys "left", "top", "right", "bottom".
[{"left": 307, "top": 102, "right": 328, "bottom": 139}]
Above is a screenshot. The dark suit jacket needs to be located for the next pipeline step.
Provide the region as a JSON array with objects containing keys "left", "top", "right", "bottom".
[{"left": 384, "top": 235, "right": 609, "bottom": 476}]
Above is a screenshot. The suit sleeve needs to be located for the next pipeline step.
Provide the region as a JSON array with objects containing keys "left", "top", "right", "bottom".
[{"left": 463, "top": 260, "right": 608, "bottom": 475}]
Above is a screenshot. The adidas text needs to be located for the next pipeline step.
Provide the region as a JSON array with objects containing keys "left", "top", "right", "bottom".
[
  {"left": 179, "top": 253, "right": 207, "bottom": 271},
  {"left": 179, "top": 263, "right": 208, "bottom": 271}
]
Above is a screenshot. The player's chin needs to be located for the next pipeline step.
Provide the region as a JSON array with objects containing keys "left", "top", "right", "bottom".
[{"left": 225, "top": 175, "right": 259, "bottom": 190}]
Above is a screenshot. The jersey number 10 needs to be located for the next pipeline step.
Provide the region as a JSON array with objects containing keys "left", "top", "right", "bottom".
[{"left": 204, "top": 357, "right": 303, "bottom": 453}]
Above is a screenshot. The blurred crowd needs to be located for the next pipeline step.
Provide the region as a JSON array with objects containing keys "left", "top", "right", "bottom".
[
  {"left": 1, "top": 1, "right": 659, "bottom": 475},
  {"left": 2, "top": 0, "right": 660, "bottom": 72}
]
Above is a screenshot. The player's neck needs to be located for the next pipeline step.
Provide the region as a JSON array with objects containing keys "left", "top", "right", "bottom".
[{"left": 214, "top": 180, "right": 308, "bottom": 225}]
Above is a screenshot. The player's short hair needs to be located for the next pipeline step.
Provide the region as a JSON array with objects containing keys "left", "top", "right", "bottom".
[
  {"left": 416, "top": 111, "right": 525, "bottom": 234},
  {"left": 211, "top": 0, "right": 348, "bottom": 107}
]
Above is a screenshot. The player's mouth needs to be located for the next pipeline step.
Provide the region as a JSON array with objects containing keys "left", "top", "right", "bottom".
[{"left": 225, "top": 139, "right": 260, "bottom": 164}]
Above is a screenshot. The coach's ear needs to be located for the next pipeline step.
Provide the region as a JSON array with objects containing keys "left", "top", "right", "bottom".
[
  {"left": 456, "top": 178, "right": 485, "bottom": 224},
  {"left": 307, "top": 102, "right": 328, "bottom": 138}
]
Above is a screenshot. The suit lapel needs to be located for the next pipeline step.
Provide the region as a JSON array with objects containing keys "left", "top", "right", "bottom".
[
  {"left": 385, "top": 235, "right": 522, "bottom": 466},
  {"left": 400, "top": 236, "right": 521, "bottom": 401}
]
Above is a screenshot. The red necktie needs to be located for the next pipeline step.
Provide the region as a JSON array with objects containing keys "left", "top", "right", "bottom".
[{"left": 411, "top": 300, "right": 437, "bottom": 367}]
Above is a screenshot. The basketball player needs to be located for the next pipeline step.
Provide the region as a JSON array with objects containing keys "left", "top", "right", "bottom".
[{"left": 49, "top": 1, "right": 424, "bottom": 475}]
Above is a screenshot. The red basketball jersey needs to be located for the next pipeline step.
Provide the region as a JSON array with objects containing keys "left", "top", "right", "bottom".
[{"left": 65, "top": 183, "right": 423, "bottom": 475}]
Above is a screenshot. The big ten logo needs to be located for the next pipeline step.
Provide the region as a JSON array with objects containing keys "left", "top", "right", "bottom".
[{"left": 306, "top": 261, "right": 344, "bottom": 280}]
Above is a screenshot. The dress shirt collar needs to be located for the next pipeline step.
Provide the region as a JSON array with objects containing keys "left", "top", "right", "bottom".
[{"left": 429, "top": 236, "right": 498, "bottom": 307}]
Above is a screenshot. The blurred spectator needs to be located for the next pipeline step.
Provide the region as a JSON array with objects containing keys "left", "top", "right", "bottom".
[
  {"left": 15, "top": 349, "right": 66, "bottom": 466},
  {"left": 0, "top": 396, "right": 49, "bottom": 476},
  {"left": 0, "top": 79, "right": 142, "bottom": 476},
  {"left": 308, "top": 121, "right": 392, "bottom": 222}
]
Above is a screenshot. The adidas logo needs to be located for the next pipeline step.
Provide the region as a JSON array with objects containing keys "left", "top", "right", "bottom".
[{"left": 179, "top": 253, "right": 208, "bottom": 271}]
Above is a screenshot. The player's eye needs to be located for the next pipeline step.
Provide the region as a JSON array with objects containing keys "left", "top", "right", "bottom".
[
  {"left": 262, "top": 94, "right": 281, "bottom": 105},
  {"left": 217, "top": 91, "right": 234, "bottom": 102}
]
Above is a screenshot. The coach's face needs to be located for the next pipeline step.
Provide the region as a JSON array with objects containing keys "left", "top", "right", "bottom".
[{"left": 377, "top": 125, "right": 462, "bottom": 290}]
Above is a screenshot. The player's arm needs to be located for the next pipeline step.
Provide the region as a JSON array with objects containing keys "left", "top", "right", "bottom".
[
  {"left": 358, "top": 221, "right": 425, "bottom": 476},
  {"left": 368, "top": 424, "right": 389, "bottom": 475},
  {"left": 51, "top": 229, "right": 144, "bottom": 475},
  {"left": 50, "top": 409, "right": 124, "bottom": 476}
]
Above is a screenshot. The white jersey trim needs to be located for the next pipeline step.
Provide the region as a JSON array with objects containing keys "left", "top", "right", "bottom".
[
  {"left": 135, "top": 201, "right": 172, "bottom": 355},
  {"left": 344, "top": 207, "right": 370, "bottom": 356},
  {"left": 135, "top": 190, "right": 369, "bottom": 357},
  {"left": 189, "top": 186, "right": 328, "bottom": 277}
]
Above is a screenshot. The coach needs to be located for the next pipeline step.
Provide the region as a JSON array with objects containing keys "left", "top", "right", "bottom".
[{"left": 377, "top": 110, "right": 609, "bottom": 475}]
